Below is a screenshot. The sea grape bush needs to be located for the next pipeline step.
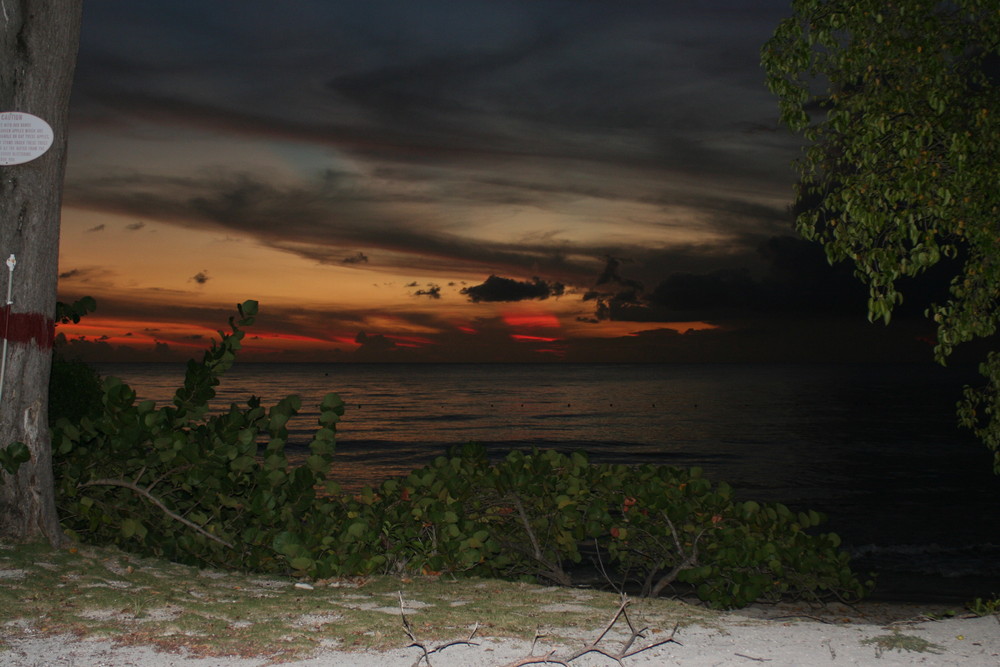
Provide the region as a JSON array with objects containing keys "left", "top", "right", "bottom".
[
  {"left": 51, "top": 301, "right": 870, "bottom": 608},
  {"left": 353, "top": 446, "right": 871, "bottom": 608},
  {"left": 53, "top": 301, "right": 344, "bottom": 572}
]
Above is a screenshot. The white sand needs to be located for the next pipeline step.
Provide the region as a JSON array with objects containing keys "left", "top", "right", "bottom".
[{"left": 4, "top": 609, "right": 998, "bottom": 666}]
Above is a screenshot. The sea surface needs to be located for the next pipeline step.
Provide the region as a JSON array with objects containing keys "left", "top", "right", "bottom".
[{"left": 93, "top": 361, "right": 1000, "bottom": 601}]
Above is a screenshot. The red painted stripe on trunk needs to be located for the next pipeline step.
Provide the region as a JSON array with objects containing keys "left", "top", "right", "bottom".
[{"left": 0, "top": 306, "right": 55, "bottom": 350}]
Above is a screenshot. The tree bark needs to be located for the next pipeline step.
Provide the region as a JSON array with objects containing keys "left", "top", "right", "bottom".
[{"left": 0, "top": 0, "right": 83, "bottom": 545}]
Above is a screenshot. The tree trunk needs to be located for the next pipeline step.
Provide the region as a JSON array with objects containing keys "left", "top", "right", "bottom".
[{"left": 0, "top": 0, "right": 83, "bottom": 545}]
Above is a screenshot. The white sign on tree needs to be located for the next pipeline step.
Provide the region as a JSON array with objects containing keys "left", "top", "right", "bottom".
[{"left": 0, "top": 112, "right": 54, "bottom": 165}]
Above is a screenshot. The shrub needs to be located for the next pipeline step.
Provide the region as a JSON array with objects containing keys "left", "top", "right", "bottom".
[
  {"left": 321, "top": 446, "right": 871, "bottom": 608},
  {"left": 53, "top": 301, "right": 344, "bottom": 574}
]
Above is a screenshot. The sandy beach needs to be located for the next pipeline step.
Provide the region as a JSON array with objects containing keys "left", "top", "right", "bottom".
[
  {"left": 3, "top": 543, "right": 998, "bottom": 666},
  {"left": 4, "top": 602, "right": 999, "bottom": 666}
]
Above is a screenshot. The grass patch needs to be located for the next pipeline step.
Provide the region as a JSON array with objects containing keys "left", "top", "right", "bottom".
[
  {"left": 861, "top": 630, "right": 943, "bottom": 656},
  {"left": 0, "top": 541, "right": 712, "bottom": 660}
]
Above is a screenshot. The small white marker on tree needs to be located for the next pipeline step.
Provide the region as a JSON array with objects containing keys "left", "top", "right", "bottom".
[{"left": 0, "top": 253, "right": 15, "bottom": 406}]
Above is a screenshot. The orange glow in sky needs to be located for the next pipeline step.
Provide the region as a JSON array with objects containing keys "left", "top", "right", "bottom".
[
  {"left": 502, "top": 312, "right": 562, "bottom": 329},
  {"left": 511, "top": 334, "right": 561, "bottom": 343}
]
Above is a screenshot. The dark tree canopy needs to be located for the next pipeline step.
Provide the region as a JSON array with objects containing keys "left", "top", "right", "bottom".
[{"left": 762, "top": 0, "right": 1000, "bottom": 470}]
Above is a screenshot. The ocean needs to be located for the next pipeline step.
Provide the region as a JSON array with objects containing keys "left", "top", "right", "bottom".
[{"left": 92, "top": 361, "right": 1000, "bottom": 601}]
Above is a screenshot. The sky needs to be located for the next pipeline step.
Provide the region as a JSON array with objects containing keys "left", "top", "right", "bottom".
[{"left": 54, "top": 0, "right": 941, "bottom": 364}]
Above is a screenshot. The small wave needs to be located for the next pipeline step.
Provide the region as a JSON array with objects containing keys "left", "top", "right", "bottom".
[
  {"left": 408, "top": 413, "right": 480, "bottom": 422},
  {"left": 528, "top": 412, "right": 594, "bottom": 421}
]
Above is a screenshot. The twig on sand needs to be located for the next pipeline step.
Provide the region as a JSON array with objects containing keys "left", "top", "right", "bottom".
[
  {"left": 497, "top": 596, "right": 681, "bottom": 667},
  {"left": 399, "top": 590, "right": 480, "bottom": 667}
]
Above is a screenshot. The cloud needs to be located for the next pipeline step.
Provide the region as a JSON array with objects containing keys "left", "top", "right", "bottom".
[
  {"left": 86, "top": 224, "right": 105, "bottom": 233},
  {"left": 56, "top": 266, "right": 115, "bottom": 286},
  {"left": 354, "top": 331, "right": 396, "bottom": 358},
  {"left": 413, "top": 284, "right": 441, "bottom": 299},
  {"left": 342, "top": 251, "right": 368, "bottom": 264},
  {"left": 461, "top": 275, "right": 565, "bottom": 303},
  {"left": 126, "top": 221, "right": 145, "bottom": 231},
  {"left": 64, "top": 2, "right": 879, "bottom": 364},
  {"left": 594, "top": 254, "right": 644, "bottom": 292},
  {"left": 64, "top": 169, "right": 618, "bottom": 283},
  {"left": 191, "top": 270, "right": 210, "bottom": 285},
  {"left": 54, "top": 332, "right": 184, "bottom": 363},
  {"left": 582, "top": 236, "right": 873, "bottom": 324},
  {"left": 66, "top": 1, "right": 798, "bottom": 284}
]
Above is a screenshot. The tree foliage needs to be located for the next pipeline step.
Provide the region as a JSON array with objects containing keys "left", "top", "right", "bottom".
[{"left": 762, "top": 0, "right": 1000, "bottom": 470}]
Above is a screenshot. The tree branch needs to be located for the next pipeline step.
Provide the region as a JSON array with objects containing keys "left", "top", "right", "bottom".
[
  {"left": 399, "top": 591, "right": 479, "bottom": 667},
  {"left": 80, "top": 477, "right": 234, "bottom": 550},
  {"left": 510, "top": 493, "right": 571, "bottom": 586},
  {"left": 497, "top": 597, "right": 681, "bottom": 667},
  {"left": 649, "top": 513, "right": 703, "bottom": 598}
]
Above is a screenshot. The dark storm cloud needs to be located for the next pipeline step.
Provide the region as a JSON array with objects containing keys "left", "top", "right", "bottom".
[
  {"left": 64, "top": 0, "right": 889, "bottom": 364},
  {"left": 583, "top": 237, "right": 873, "bottom": 324},
  {"left": 341, "top": 252, "right": 368, "bottom": 265},
  {"left": 63, "top": 170, "right": 605, "bottom": 281},
  {"left": 354, "top": 331, "right": 395, "bottom": 354},
  {"left": 70, "top": 1, "right": 798, "bottom": 192},
  {"left": 594, "top": 255, "right": 644, "bottom": 293},
  {"left": 461, "top": 275, "right": 565, "bottom": 303},
  {"left": 64, "top": 1, "right": 808, "bottom": 316},
  {"left": 591, "top": 233, "right": 956, "bottom": 328},
  {"left": 65, "top": 165, "right": 791, "bottom": 306}
]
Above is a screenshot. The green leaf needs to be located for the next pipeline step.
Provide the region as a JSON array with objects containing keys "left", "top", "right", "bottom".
[
  {"left": 230, "top": 455, "right": 255, "bottom": 473},
  {"left": 121, "top": 518, "right": 146, "bottom": 540},
  {"left": 289, "top": 556, "right": 314, "bottom": 572},
  {"left": 239, "top": 300, "right": 259, "bottom": 317},
  {"left": 305, "top": 455, "right": 328, "bottom": 474}
]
